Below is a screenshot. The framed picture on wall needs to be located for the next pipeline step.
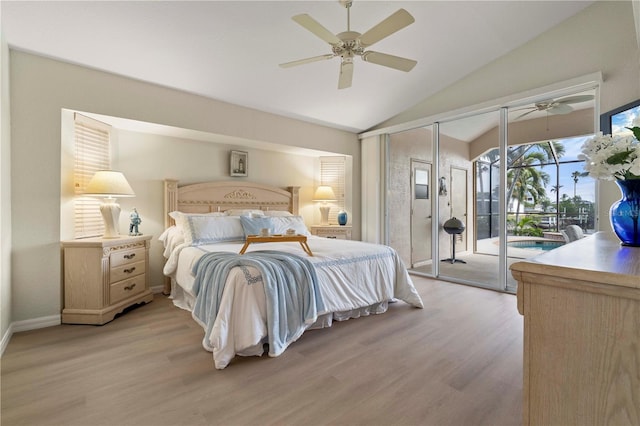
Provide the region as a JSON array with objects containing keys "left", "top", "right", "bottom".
[
  {"left": 230, "top": 150, "right": 248, "bottom": 177},
  {"left": 600, "top": 99, "right": 640, "bottom": 136}
]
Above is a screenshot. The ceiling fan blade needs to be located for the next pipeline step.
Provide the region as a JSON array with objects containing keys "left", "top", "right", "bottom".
[
  {"left": 556, "top": 94, "right": 594, "bottom": 105},
  {"left": 359, "top": 9, "right": 415, "bottom": 48},
  {"left": 547, "top": 104, "right": 573, "bottom": 115},
  {"left": 292, "top": 14, "right": 342, "bottom": 46},
  {"left": 338, "top": 60, "right": 354, "bottom": 90},
  {"left": 362, "top": 51, "right": 417, "bottom": 72},
  {"left": 279, "top": 54, "right": 335, "bottom": 68},
  {"left": 510, "top": 106, "right": 536, "bottom": 113},
  {"left": 513, "top": 109, "right": 538, "bottom": 120}
]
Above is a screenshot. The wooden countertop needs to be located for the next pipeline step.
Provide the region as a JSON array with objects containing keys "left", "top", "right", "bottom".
[{"left": 510, "top": 231, "right": 640, "bottom": 290}]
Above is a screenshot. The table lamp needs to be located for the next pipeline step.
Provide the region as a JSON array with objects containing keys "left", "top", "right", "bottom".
[
  {"left": 313, "top": 185, "right": 336, "bottom": 225},
  {"left": 84, "top": 170, "right": 135, "bottom": 238}
]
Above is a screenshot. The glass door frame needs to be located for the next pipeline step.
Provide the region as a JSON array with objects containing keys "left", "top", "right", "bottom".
[{"left": 379, "top": 76, "right": 601, "bottom": 294}]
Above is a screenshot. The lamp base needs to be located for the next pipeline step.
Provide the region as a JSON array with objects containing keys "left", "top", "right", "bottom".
[
  {"left": 100, "top": 198, "right": 121, "bottom": 238},
  {"left": 319, "top": 205, "right": 330, "bottom": 226}
]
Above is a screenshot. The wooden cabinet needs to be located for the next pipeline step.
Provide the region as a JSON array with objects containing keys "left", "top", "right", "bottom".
[
  {"left": 62, "top": 235, "right": 153, "bottom": 325},
  {"left": 310, "top": 225, "right": 352, "bottom": 240},
  {"left": 510, "top": 232, "right": 640, "bottom": 426}
]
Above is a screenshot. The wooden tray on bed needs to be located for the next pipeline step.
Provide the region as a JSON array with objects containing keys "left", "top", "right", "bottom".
[{"left": 239, "top": 234, "right": 313, "bottom": 256}]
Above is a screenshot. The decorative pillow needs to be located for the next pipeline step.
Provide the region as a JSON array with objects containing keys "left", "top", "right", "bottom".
[
  {"left": 240, "top": 216, "right": 274, "bottom": 236},
  {"left": 180, "top": 215, "right": 245, "bottom": 246},
  {"left": 270, "top": 216, "right": 310, "bottom": 236},
  {"left": 263, "top": 210, "right": 293, "bottom": 217},
  {"left": 169, "top": 211, "right": 225, "bottom": 230},
  {"left": 224, "top": 209, "right": 264, "bottom": 217}
]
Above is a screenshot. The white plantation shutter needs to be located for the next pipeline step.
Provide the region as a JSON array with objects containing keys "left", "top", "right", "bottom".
[
  {"left": 74, "top": 113, "right": 111, "bottom": 238},
  {"left": 320, "top": 156, "right": 346, "bottom": 224}
]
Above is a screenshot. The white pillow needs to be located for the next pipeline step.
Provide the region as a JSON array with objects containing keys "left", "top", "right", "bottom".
[
  {"left": 158, "top": 225, "right": 185, "bottom": 257},
  {"left": 270, "top": 216, "right": 310, "bottom": 236},
  {"left": 169, "top": 211, "right": 225, "bottom": 229},
  {"left": 180, "top": 215, "right": 245, "bottom": 246},
  {"left": 263, "top": 210, "right": 293, "bottom": 217},
  {"left": 224, "top": 209, "right": 264, "bottom": 217}
]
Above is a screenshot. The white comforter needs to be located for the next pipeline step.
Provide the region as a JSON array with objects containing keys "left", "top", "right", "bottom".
[{"left": 162, "top": 234, "right": 423, "bottom": 368}]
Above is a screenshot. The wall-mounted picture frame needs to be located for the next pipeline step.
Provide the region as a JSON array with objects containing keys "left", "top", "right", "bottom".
[
  {"left": 600, "top": 98, "right": 640, "bottom": 136},
  {"left": 230, "top": 150, "right": 248, "bottom": 177}
]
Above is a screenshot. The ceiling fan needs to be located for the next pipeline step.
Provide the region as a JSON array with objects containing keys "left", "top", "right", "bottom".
[
  {"left": 279, "top": 0, "right": 417, "bottom": 89},
  {"left": 511, "top": 95, "right": 595, "bottom": 120}
]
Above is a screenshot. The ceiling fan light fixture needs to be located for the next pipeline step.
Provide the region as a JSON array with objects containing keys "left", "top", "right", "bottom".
[{"left": 280, "top": 1, "right": 417, "bottom": 89}]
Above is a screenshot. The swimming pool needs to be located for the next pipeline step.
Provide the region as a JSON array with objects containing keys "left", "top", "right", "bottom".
[{"left": 507, "top": 240, "right": 564, "bottom": 251}]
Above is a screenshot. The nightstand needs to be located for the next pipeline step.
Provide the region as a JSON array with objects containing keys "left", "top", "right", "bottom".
[
  {"left": 310, "top": 225, "right": 352, "bottom": 240},
  {"left": 61, "top": 235, "right": 153, "bottom": 325}
]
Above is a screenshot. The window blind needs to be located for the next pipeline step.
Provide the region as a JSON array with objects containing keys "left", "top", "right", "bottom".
[
  {"left": 320, "top": 156, "right": 346, "bottom": 224},
  {"left": 74, "top": 113, "right": 111, "bottom": 238}
]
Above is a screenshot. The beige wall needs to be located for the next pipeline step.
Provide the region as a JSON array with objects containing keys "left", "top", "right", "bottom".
[
  {"left": 388, "top": 127, "right": 432, "bottom": 264},
  {"left": 9, "top": 50, "right": 359, "bottom": 323},
  {"left": 1, "top": 12, "right": 12, "bottom": 347},
  {"left": 387, "top": 128, "right": 472, "bottom": 266}
]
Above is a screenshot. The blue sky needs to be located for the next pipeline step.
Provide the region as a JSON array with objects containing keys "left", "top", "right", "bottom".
[{"left": 612, "top": 104, "right": 639, "bottom": 135}]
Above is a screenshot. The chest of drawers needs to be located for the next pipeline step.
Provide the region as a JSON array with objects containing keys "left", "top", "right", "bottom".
[
  {"left": 62, "top": 235, "right": 153, "bottom": 325},
  {"left": 310, "top": 225, "right": 352, "bottom": 240}
]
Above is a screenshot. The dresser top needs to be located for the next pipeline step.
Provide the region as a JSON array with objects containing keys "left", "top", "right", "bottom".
[
  {"left": 62, "top": 234, "right": 151, "bottom": 248},
  {"left": 510, "top": 232, "right": 640, "bottom": 290}
]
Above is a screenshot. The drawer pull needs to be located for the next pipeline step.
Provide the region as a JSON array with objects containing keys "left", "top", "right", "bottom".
[
  {"left": 124, "top": 253, "right": 136, "bottom": 260},
  {"left": 124, "top": 283, "right": 137, "bottom": 291},
  {"left": 123, "top": 267, "right": 136, "bottom": 274},
  {"left": 327, "top": 236, "right": 337, "bottom": 239}
]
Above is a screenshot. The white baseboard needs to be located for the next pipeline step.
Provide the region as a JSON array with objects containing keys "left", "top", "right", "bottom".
[
  {"left": 1, "top": 314, "right": 60, "bottom": 357},
  {"left": 151, "top": 284, "right": 165, "bottom": 294},
  {"left": 1, "top": 323, "right": 13, "bottom": 357},
  {"left": 12, "top": 314, "right": 61, "bottom": 333},
  {"left": 1, "top": 287, "right": 165, "bottom": 357}
]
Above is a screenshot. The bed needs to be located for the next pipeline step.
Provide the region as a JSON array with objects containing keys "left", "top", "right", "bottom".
[{"left": 160, "top": 179, "right": 424, "bottom": 369}]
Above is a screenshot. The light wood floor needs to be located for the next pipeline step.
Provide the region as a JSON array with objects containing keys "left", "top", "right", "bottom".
[{"left": 1, "top": 277, "right": 523, "bottom": 426}]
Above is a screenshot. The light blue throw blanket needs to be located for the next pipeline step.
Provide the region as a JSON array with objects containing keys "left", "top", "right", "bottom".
[{"left": 191, "top": 250, "right": 325, "bottom": 357}]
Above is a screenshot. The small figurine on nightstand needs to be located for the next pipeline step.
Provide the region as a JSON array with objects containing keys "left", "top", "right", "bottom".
[{"left": 129, "top": 208, "right": 142, "bottom": 236}]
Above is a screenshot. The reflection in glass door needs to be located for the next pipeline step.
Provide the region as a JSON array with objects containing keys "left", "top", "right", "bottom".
[
  {"left": 388, "top": 126, "right": 433, "bottom": 275},
  {"left": 505, "top": 92, "right": 597, "bottom": 290},
  {"left": 411, "top": 161, "right": 432, "bottom": 268},
  {"left": 438, "top": 110, "right": 503, "bottom": 291}
]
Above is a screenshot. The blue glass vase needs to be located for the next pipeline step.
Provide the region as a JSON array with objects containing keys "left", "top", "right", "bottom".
[
  {"left": 610, "top": 179, "right": 640, "bottom": 247},
  {"left": 337, "top": 210, "right": 348, "bottom": 226}
]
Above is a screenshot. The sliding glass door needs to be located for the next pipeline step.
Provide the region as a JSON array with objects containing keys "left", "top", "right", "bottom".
[
  {"left": 437, "top": 111, "right": 503, "bottom": 290},
  {"left": 386, "top": 86, "right": 597, "bottom": 294}
]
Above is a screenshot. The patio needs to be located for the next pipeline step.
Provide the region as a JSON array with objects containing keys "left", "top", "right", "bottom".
[{"left": 409, "top": 236, "right": 563, "bottom": 292}]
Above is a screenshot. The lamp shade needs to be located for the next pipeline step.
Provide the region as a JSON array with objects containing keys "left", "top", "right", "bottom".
[
  {"left": 84, "top": 171, "right": 135, "bottom": 198},
  {"left": 313, "top": 186, "right": 336, "bottom": 202}
]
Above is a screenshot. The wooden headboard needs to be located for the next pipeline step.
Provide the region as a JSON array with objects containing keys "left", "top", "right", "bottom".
[{"left": 163, "top": 180, "right": 300, "bottom": 228}]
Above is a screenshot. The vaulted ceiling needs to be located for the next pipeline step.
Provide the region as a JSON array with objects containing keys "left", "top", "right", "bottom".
[{"left": 2, "top": 1, "right": 595, "bottom": 133}]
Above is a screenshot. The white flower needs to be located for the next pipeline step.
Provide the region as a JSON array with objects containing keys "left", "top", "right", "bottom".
[{"left": 580, "top": 127, "right": 640, "bottom": 181}]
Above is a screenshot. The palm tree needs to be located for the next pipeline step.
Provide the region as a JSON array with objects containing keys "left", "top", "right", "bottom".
[
  {"left": 571, "top": 170, "right": 589, "bottom": 198},
  {"left": 508, "top": 165, "right": 550, "bottom": 224},
  {"left": 506, "top": 141, "right": 565, "bottom": 207}
]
